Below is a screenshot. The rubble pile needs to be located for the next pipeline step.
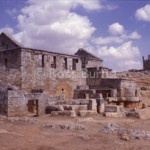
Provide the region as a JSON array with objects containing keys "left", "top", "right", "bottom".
[
  {"left": 102, "top": 123, "right": 150, "bottom": 140},
  {"left": 42, "top": 123, "right": 85, "bottom": 130}
]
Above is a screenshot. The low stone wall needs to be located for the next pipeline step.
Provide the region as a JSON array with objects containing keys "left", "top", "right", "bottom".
[
  {"left": 7, "top": 90, "right": 26, "bottom": 117},
  {"left": 1, "top": 90, "right": 65, "bottom": 117},
  {"left": 46, "top": 99, "right": 97, "bottom": 117}
]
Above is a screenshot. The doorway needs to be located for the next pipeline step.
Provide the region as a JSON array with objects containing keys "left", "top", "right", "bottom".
[{"left": 27, "top": 100, "right": 39, "bottom": 116}]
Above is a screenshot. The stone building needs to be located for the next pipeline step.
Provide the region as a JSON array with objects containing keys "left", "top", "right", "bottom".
[
  {"left": 0, "top": 32, "right": 140, "bottom": 116},
  {"left": 143, "top": 55, "right": 150, "bottom": 70}
]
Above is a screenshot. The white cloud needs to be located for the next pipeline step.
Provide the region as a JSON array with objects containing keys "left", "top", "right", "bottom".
[
  {"left": 108, "top": 22, "right": 125, "bottom": 35},
  {"left": 93, "top": 36, "right": 123, "bottom": 45},
  {"left": 105, "top": 4, "right": 118, "bottom": 11},
  {"left": 11, "top": 0, "right": 103, "bottom": 54},
  {"left": 128, "top": 31, "right": 141, "bottom": 39},
  {"left": 74, "top": 0, "right": 102, "bottom": 10},
  {"left": 98, "top": 41, "right": 140, "bottom": 59},
  {"left": 135, "top": 4, "right": 150, "bottom": 22},
  {"left": 96, "top": 41, "right": 142, "bottom": 71},
  {"left": 119, "top": 60, "right": 142, "bottom": 70},
  {"left": 93, "top": 22, "right": 141, "bottom": 45}
]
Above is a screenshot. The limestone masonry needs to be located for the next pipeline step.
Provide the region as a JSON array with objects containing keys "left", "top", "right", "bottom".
[{"left": 0, "top": 32, "right": 140, "bottom": 117}]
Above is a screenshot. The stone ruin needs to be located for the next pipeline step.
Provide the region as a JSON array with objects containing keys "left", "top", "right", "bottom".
[
  {"left": 143, "top": 55, "right": 150, "bottom": 70},
  {"left": 0, "top": 32, "right": 141, "bottom": 117}
]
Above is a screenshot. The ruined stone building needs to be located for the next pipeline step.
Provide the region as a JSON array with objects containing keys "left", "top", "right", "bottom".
[
  {"left": 0, "top": 32, "right": 140, "bottom": 116},
  {"left": 143, "top": 55, "right": 150, "bottom": 70}
]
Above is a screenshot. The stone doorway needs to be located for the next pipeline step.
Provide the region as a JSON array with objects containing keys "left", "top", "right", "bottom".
[{"left": 27, "top": 100, "right": 39, "bottom": 116}]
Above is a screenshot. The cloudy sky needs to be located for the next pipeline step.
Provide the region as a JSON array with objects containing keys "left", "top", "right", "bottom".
[{"left": 0, "top": 0, "right": 150, "bottom": 71}]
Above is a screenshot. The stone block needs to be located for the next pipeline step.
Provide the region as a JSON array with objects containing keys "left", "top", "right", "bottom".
[
  {"left": 104, "top": 105, "right": 125, "bottom": 117},
  {"left": 105, "top": 112, "right": 123, "bottom": 118},
  {"left": 88, "top": 99, "right": 97, "bottom": 111},
  {"left": 51, "top": 110, "right": 76, "bottom": 117},
  {"left": 78, "top": 110, "right": 97, "bottom": 117},
  {"left": 137, "top": 108, "right": 150, "bottom": 120},
  {"left": 105, "top": 105, "right": 124, "bottom": 113},
  {"left": 45, "top": 105, "right": 64, "bottom": 114},
  {"left": 72, "top": 105, "right": 87, "bottom": 111},
  {"left": 100, "top": 103, "right": 105, "bottom": 113},
  {"left": 105, "top": 105, "right": 118, "bottom": 112}
]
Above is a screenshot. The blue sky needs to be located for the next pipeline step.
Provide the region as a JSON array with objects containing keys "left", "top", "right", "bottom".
[{"left": 0, "top": 0, "right": 150, "bottom": 71}]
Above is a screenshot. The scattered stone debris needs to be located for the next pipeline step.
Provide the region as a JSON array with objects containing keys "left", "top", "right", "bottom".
[
  {"left": 102, "top": 123, "right": 125, "bottom": 135},
  {"left": 51, "top": 110, "right": 76, "bottom": 118},
  {"left": 78, "top": 110, "right": 97, "bottom": 117},
  {"left": 42, "top": 123, "right": 85, "bottom": 130},
  {"left": 77, "top": 134, "right": 90, "bottom": 140},
  {"left": 77, "top": 134, "right": 97, "bottom": 141},
  {"left": 7, "top": 117, "right": 38, "bottom": 124},
  {"left": 120, "top": 131, "right": 130, "bottom": 141},
  {"left": 102, "top": 123, "right": 150, "bottom": 140},
  {"left": 75, "top": 117, "right": 101, "bottom": 124}
]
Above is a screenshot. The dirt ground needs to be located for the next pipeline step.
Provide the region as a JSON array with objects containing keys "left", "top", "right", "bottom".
[{"left": 1, "top": 114, "right": 150, "bottom": 150}]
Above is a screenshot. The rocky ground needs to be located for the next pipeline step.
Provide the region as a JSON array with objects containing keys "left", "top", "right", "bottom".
[{"left": 1, "top": 114, "right": 150, "bottom": 150}]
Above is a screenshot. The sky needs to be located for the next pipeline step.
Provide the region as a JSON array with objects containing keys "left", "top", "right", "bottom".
[{"left": 0, "top": 0, "right": 150, "bottom": 71}]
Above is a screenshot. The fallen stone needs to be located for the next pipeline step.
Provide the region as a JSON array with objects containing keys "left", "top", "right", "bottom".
[
  {"left": 64, "top": 105, "right": 87, "bottom": 112},
  {"left": 105, "top": 105, "right": 117, "bottom": 112},
  {"left": 102, "top": 123, "right": 150, "bottom": 139},
  {"left": 8, "top": 117, "right": 38, "bottom": 124},
  {"left": 51, "top": 110, "right": 76, "bottom": 117},
  {"left": 45, "top": 105, "right": 64, "bottom": 114},
  {"left": 43, "top": 123, "right": 85, "bottom": 130},
  {"left": 70, "top": 111, "right": 76, "bottom": 118},
  {"left": 120, "top": 132, "right": 130, "bottom": 141},
  {"left": 137, "top": 108, "right": 150, "bottom": 119},
  {"left": 105, "top": 112, "right": 124, "bottom": 118},
  {"left": 104, "top": 105, "right": 125, "bottom": 118},
  {"left": 142, "top": 103, "right": 147, "bottom": 109},
  {"left": 78, "top": 110, "right": 97, "bottom": 117}
]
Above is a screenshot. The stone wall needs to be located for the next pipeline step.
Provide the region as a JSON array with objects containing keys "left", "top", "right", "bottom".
[
  {"left": 0, "top": 68, "right": 21, "bottom": 88},
  {"left": 75, "top": 48, "right": 103, "bottom": 69},
  {"left": 100, "top": 79, "right": 139, "bottom": 100},
  {"left": 6, "top": 90, "right": 65, "bottom": 117},
  {"left": 20, "top": 48, "right": 86, "bottom": 99},
  {"left": 74, "top": 78, "right": 140, "bottom": 103},
  {"left": 86, "top": 67, "right": 101, "bottom": 88},
  {"left": 7, "top": 90, "right": 26, "bottom": 116},
  {"left": 0, "top": 49, "right": 22, "bottom": 88}
]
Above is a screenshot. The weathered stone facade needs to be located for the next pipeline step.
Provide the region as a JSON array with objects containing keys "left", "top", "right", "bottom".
[
  {"left": 143, "top": 55, "right": 150, "bottom": 70},
  {"left": 0, "top": 32, "right": 140, "bottom": 116},
  {"left": 0, "top": 33, "right": 102, "bottom": 116}
]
